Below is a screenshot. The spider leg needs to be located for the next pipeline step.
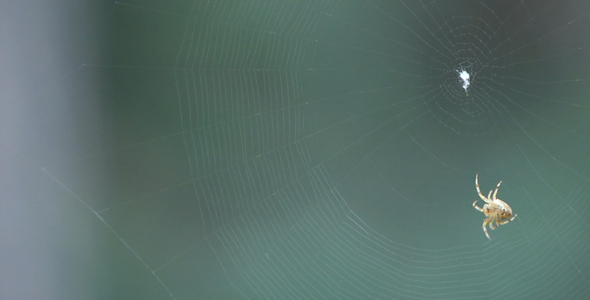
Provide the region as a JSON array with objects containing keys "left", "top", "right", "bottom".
[
  {"left": 472, "top": 200, "right": 484, "bottom": 212},
  {"left": 489, "top": 219, "right": 498, "bottom": 230},
  {"left": 492, "top": 180, "right": 503, "bottom": 200},
  {"left": 498, "top": 213, "right": 517, "bottom": 225},
  {"left": 475, "top": 174, "right": 489, "bottom": 202},
  {"left": 482, "top": 218, "right": 492, "bottom": 240}
]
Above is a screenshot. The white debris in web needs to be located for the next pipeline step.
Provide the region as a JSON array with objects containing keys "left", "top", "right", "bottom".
[{"left": 458, "top": 70, "right": 470, "bottom": 93}]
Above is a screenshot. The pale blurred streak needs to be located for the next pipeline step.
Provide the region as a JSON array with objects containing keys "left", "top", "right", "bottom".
[{"left": 1, "top": 1, "right": 106, "bottom": 299}]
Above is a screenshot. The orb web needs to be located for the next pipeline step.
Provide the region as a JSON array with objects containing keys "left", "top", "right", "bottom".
[{"left": 6, "top": 0, "right": 590, "bottom": 299}]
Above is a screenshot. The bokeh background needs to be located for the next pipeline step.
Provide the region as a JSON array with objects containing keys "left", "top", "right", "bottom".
[{"left": 2, "top": 0, "right": 590, "bottom": 299}]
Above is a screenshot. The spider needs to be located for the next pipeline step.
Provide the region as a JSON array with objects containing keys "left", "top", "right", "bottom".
[{"left": 472, "top": 174, "right": 517, "bottom": 240}]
